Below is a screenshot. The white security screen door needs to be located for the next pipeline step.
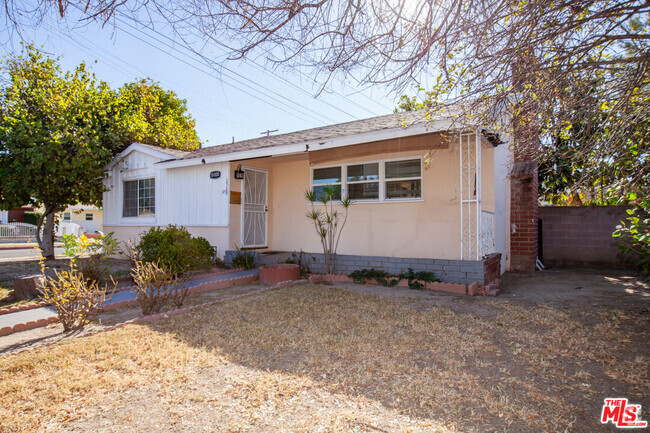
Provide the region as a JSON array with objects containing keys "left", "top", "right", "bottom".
[{"left": 241, "top": 167, "right": 268, "bottom": 248}]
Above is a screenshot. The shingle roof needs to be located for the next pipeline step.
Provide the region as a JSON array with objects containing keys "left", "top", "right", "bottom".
[
  {"left": 135, "top": 142, "right": 191, "bottom": 159},
  {"left": 184, "top": 108, "right": 443, "bottom": 160}
]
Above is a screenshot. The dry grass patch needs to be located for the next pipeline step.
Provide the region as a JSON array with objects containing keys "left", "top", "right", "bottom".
[
  {"left": 0, "top": 326, "right": 216, "bottom": 432},
  {"left": 0, "top": 284, "right": 647, "bottom": 433}
]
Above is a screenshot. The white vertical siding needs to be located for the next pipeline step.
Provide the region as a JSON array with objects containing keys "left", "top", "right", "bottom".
[
  {"left": 163, "top": 162, "right": 229, "bottom": 227},
  {"left": 103, "top": 147, "right": 230, "bottom": 227}
]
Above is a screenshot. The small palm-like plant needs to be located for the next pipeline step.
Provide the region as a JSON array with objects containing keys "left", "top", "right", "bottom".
[{"left": 305, "top": 185, "right": 352, "bottom": 274}]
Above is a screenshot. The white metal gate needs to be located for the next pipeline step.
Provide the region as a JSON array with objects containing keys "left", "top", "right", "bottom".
[
  {"left": 241, "top": 167, "right": 268, "bottom": 248},
  {"left": 460, "top": 132, "right": 482, "bottom": 260},
  {"left": 0, "top": 222, "right": 38, "bottom": 238}
]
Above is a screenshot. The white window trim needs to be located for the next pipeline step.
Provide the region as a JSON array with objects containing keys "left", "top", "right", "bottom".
[
  {"left": 122, "top": 177, "right": 156, "bottom": 218},
  {"left": 310, "top": 156, "right": 423, "bottom": 203}
]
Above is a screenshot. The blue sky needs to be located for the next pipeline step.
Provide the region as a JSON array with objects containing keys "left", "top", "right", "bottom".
[{"left": 0, "top": 10, "right": 409, "bottom": 147}]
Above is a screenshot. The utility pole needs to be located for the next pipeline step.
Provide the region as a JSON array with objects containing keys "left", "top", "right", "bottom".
[{"left": 260, "top": 129, "right": 278, "bottom": 137}]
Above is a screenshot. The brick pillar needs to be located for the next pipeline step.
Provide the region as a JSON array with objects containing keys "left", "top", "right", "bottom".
[{"left": 509, "top": 129, "right": 539, "bottom": 273}]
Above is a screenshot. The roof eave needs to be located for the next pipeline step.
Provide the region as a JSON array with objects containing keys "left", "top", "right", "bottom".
[{"left": 157, "top": 118, "right": 464, "bottom": 169}]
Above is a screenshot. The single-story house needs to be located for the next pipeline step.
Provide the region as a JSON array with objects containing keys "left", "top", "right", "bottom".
[
  {"left": 59, "top": 204, "right": 103, "bottom": 234},
  {"left": 103, "top": 109, "right": 523, "bottom": 285}
]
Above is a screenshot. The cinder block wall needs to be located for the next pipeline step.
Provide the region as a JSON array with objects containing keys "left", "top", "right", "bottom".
[
  {"left": 539, "top": 206, "right": 637, "bottom": 267},
  {"left": 226, "top": 251, "right": 503, "bottom": 285},
  {"left": 300, "top": 253, "right": 486, "bottom": 285}
]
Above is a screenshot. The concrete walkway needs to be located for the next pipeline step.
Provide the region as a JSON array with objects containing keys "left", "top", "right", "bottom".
[{"left": 0, "top": 269, "right": 258, "bottom": 330}]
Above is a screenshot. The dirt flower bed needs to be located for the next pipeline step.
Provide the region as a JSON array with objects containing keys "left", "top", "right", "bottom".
[{"left": 0, "top": 283, "right": 647, "bottom": 432}]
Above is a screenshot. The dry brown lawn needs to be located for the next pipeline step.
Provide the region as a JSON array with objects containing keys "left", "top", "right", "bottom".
[{"left": 0, "top": 284, "right": 647, "bottom": 432}]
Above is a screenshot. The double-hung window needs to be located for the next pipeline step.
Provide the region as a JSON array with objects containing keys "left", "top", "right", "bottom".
[
  {"left": 311, "top": 158, "right": 422, "bottom": 202},
  {"left": 312, "top": 166, "right": 342, "bottom": 200},
  {"left": 347, "top": 163, "right": 380, "bottom": 200},
  {"left": 385, "top": 159, "right": 422, "bottom": 200},
  {"left": 123, "top": 178, "right": 155, "bottom": 217}
]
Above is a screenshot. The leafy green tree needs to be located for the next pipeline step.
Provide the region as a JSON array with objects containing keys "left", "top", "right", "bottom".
[
  {"left": 0, "top": 45, "right": 119, "bottom": 259},
  {"left": 613, "top": 199, "right": 650, "bottom": 275},
  {"left": 115, "top": 79, "right": 200, "bottom": 151},
  {"left": 0, "top": 46, "right": 202, "bottom": 259}
]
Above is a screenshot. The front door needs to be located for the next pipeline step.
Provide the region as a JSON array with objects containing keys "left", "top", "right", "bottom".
[{"left": 241, "top": 167, "right": 268, "bottom": 248}]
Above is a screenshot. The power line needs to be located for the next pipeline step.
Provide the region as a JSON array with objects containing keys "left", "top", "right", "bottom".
[
  {"left": 115, "top": 17, "right": 337, "bottom": 126},
  {"left": 50, "top": 24, "right": 267, "bottom": 131},
  {"left": 65, "top": 0, "right": 326, "bottom": 128},
  {"left": 127, "top": 2, "right": 390, "bottom": 117}
]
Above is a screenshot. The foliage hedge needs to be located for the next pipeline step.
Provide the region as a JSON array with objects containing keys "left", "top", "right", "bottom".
[
  {"left": 23, "top": 211, "right": 42, "bottom": 226},
  {"left": 137, "top": 225, "right": 216, "bottom": 274},
  {"left": 349, "top": 268, "right": 439, "bottom": 290}
]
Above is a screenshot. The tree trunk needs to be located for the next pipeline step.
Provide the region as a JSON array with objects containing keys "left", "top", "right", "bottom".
[{"left": 36, "top": 204, "right": 58, "bottom": 260}]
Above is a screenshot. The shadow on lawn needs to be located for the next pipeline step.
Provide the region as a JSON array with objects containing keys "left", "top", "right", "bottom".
[{"left": 146, "top": 279, "right": 649, "bottom": 433}]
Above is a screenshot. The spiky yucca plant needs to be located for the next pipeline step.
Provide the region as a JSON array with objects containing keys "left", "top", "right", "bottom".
[{"left": 305, "top": 185, "right": 352, "bottom": 274}]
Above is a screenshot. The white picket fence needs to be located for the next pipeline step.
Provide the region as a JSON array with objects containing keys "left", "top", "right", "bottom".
[{"left": 0, "top": 222, "right": 39, "bottom": 239}]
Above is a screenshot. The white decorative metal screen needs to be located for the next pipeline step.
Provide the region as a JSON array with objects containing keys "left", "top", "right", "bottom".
[
  {"left": 480, "top": 211, "right": 495, "bottom": 256},
  {"left": 242, "top": 167, "right": 268, "bottom": 248},
  {"left": 460, "top": 132, "right": 482, "bottom": 260}
]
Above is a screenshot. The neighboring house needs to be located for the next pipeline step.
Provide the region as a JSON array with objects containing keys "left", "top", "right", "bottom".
[
  {"left": 59, "top": 204, "right": 103, "bottom": 234},
  {"left": 103, "top": 109, "right": 530, "bottom": 285},
  {"left": 0, "top": 206, "right": 36, "bottom": 223}
]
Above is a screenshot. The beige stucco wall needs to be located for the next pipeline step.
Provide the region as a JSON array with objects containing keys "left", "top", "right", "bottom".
[
  {"left": 481, "top": 143, "right": 495, "bottom": 213},
  {"left": 103, "top": 225, "right": 230, "bottom": 258},
  {"left": 231, "top": 143, "right": 469, "bottom": 260}
]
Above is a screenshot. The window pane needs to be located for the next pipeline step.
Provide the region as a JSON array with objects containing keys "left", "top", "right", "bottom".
[
  {"left": 347, "top": 163, "right": 379, "bottom": 182},
  {"left": 123, "top": 180, "right": 138, "bottom": 217},
  {"left": 138, "top": 178, "right": 155, "bottom": 216},
  {"left": 313, "top": 167, "right": 341, "bottom": 185},
  {"left": 386, "top": 180, "right": 422, "bottom": 199},
  {"left": 385, "top": 159, "right": 421, "bottom": 179},
  {"left": 314, "top": 185, "right": 341, "bottom": 201},
  {"left": 85, "top": 213, "right": 93, "bottom": 221},
  {"left": 63, "top": 212, "right": 71, "bottom": 221},
  {"left": 348, "top": 182, "right": 379, "bottom": 200}
]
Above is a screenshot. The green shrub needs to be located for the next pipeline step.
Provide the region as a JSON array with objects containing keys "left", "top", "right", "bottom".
[
  {"left": 613, "top": 200, "right": 650, "bottom": 275},
  {"left": 23, "top": 211, "right": 42, "bottom": 226},
  {"left": 349, "top": 268, "right": 439, "bottom": 290},
  {"left": 231, "top": 250, "right": 256, "bottom": 270},
  {"left": 137, "top": 225, "right": 216, "bottom": 274}
]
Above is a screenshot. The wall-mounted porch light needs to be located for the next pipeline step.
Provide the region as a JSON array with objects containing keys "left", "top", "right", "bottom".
[{"left": 234, "top": 164, "right": 245, "bottom": 180}]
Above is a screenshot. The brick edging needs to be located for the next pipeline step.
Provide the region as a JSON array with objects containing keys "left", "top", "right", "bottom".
[
  {"left": 1, "top": 278, "right": 307, "bottom": 347},
  {"left": 0, "top": 301, "right": 50, "bottom": 316},
  {"left": 0, "top": 268, "right": 246, "bottom": 315},
  {"left": 103, "top": 274, "right": 258, "bottom": 311},
  {"left": 0, "top": 272, "right": 262, "bottom": 338}
]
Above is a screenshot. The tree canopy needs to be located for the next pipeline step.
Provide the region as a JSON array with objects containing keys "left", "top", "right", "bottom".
[
  {"left": 0, "top": 45, "right": 200, "bottom": 257},
  {"left": 115, "top": 79, "right": 200, "bottom": 151},
  {"left": 6, "top": 1, "right": 648, "bottom": 173},
  {"left": 0, "top": 45, "right": 118, "bottom": 257}
]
